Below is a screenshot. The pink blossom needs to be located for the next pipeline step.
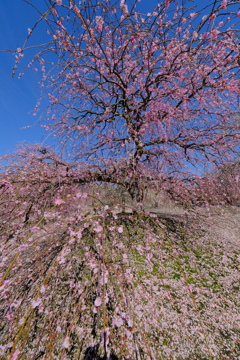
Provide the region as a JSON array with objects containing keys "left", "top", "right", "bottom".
[
  {"left": 62, "top": 336, "right": 70, "bottom": 349},
  {"left": 94, "top": 297, "right": 102, "bottom": 307},
  {"left": 56, "top": 0, "right": 62, "bottom": 5},
  {"left": 121, "top": 3, "right": 128, "bottom": 16},
  {"left": 95, "top": 16, "right": 104, "bottom": 32},
  {"left": 192, "top": 31, "right": 198, "bottom": 40},
  {"left": 190, "top": 12, "right": 196, "bottom": 19},
  {"left": 237, "top": 11, "right": 240, "bottom": 17},
  {"left": 40, "top": 285, "right": 46, "bottom": 293},
  {"left": 56, "top": 326, "right": 62, "bottom": 333},
  {"left": 10, "top": 351, "right": 21, "bottom": 360},
  {"left": 48, "top": 93, "right": 58, "bottom": 104},
  {"left": 164, "top": 0, "right": 170, "bottom": 9},
  {"left": 117, "top": 226, "right": 123, "bottom": 233},
  {"left": 220, "top": 0, "right": 228, "bottom": 9},
  {"left": 76, "top": 192, "right": 87, "bottom": 199},
  {"left": 74, "top": 6, "right": 80, "bottom": 15},
  {"left": 51, "top": 8, "right": 58, "bottom": 16},
  {"left": 95, "top": 225, "right": 103, "bottom": 233},
  {"left": 55, "top": 199, "right": 65, "bottom": 205},
  {"left": 209, "top": 13, "right": 216, "bottom": 21},
  {"left": 75, "top": 192, "right": 82, "bottom": 198},
  {"left": 203, "top": 32, "right": 208, "bottom": 40},
  {"left": 32, "top": 298, "right": 42, "bottom": 308},
  {"left": 31, "top": 226, "right": 40, "bottom": 232},
  {"left": 211, "top": 29, "right": 220, "bottom": 40},
  {"left": 18, "top": 244, "right": 28, "bottom": 251},
  {"left": 0, "top": 280, "right": 9, "bottom": 292},
  {"left": 113, "top": 316, "right": 123, "bottom": 327}
]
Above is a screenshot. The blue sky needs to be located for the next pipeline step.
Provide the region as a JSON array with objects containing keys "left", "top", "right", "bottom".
[{"left": 0, "top": 0, "right": 48, "bottom": 157}]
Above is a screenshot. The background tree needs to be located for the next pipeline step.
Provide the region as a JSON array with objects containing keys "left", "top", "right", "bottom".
[{"left": 12, "top": 0, "right": 240, "bottom": 200}]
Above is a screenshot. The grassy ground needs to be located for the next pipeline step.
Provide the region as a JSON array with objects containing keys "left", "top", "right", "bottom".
[{"left": 0, "top": 197, "right": 239, "bottom": 359}]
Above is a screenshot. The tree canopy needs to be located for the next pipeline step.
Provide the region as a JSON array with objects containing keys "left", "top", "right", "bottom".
[{"left": 10, "top": 0, "right": 239, "bottom": 199}]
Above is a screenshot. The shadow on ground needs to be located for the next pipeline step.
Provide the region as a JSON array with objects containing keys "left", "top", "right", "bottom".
[{"left": 83, "top": 344, "right": 119, "bottom": 360}]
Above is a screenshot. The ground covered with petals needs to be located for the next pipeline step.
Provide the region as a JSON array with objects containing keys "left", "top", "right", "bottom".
[{"left": 0, "top": 201, "right": 239, "bottom": 360}]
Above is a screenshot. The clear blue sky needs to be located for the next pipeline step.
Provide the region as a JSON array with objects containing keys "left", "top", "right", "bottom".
[{"left": 0, "top": 0, "right": 48, "bottom": 157}]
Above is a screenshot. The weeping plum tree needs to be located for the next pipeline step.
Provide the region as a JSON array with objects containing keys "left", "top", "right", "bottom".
[
  {"left": 13, "top": 0, "right": 240, "bottom": 201},
  {"left": 1, "top": 1, "right": 240, "bottom": 359}
]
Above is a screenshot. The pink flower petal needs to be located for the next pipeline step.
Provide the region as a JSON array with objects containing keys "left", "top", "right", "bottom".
[
  {"left": 32, "top": 298, "right": 41, "bottom": 308},
  {"left": 10, "top": 350, "right": 21, "bottom": 360},
  {"left": 95, "top": 225, "right": 103, "bottom": 233},
  {"left": 94, "top": 297, "right": 102, "bottom": 307},
  {"left": 62, "top": 336, "right": 70, "bottom": 349},
  {"left": 117, "top": 226, "right": 123, "bottom": 233},
  {"left": 55, "top": 199, "right": 65, "bottom": 205}
]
